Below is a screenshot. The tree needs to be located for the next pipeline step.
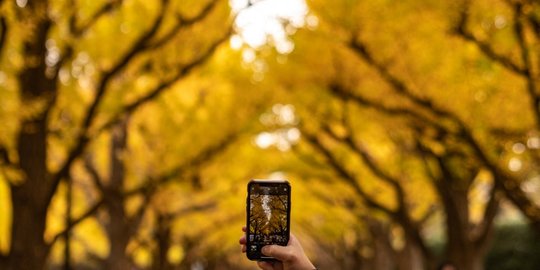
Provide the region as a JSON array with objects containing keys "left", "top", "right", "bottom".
[
  {"left": 251, "top": 0, "right": 515, "bottom": 269},
  {"left": 454, "top": 0, "right": 540, "bottom": 233},
  {"left": 297, "top": 107, "right": 437, "bottom": 270},
  {"left": 0, "top": 0, "right": 233, "bottom": 269},
  {"left": 80, "top": 117, "right": 238, "bottom": 268},
  {"left": 249, "top": 194, "right": 267, "bottom": 236}
]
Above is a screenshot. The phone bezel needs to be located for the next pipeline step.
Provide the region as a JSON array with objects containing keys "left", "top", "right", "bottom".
[{"left": 246, "top": 179, "right": 291, "bottom": 261}]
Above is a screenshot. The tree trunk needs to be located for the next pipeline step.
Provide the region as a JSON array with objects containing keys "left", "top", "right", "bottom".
[
  {"left": 10, "top": 92, "right": 51, "bottom": 270},
  {"left": 153, "top": 214, "right": 173, "bottom": 270},
  {"left": 364, "top": 218, "right": 396, "bottom": 270},
  {"left": 6, "top": 1, "right": 56, "bottom": 269},
  {"left": 9, "top": 96, "right": 52, "bottom": 270},
  {"left": 104, "top": 120, "right": 133, "bottom": 269},
  {"left": 105, "top": 198, "right": 132, "bottom": 270},
  {"left": 8, "top": 188, "right": 49, "bottom": 270},
  {"left": 437, "top": 165, "right": 494, "bottom": 270},
  {"left": 178, "top": 236, "right": 198, "bottom": 270},
  {"left": 443, "top": 182, "right": 472, "bottom": 270},
  {"left": 397, "top": 236, "right": 426, "bottom": 270}
]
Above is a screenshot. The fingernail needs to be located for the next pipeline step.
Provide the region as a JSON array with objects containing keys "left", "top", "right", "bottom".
[{"left": 261, "top": 246, "right": 268, "bottom": 254}]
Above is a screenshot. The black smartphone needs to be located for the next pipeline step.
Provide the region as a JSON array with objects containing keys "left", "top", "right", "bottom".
[{"left": 246, "top": 179, "right": 291, "bottom": 261}]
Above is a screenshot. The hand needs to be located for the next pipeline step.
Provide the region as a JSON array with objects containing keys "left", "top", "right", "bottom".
[{"left": 239, "top": 227, "right": 316, "bottom": 270}]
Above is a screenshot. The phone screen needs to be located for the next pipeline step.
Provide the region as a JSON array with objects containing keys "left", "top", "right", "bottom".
[{"left": 246, "top": 180, "right": 290, "bottom": 260}]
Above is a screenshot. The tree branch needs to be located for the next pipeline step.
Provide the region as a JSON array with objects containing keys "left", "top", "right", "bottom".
[
  {"left": 48, "top": 0, "right": 231, "bottom": 213},
  {"left": 48, "top": 0, "right": 170, "bottom": 207},
  {"left": 348, "top": 39, "right": 453, "bottom": 121},
  {"left": 329, "top": 84, "right": 445, "bottom": 132},
  {"left": 70, "top": 0, "right": 123, "bottom": 38},
  {"left": 124, "top": 28, "right": 231, "bottom": 115},
  {"left": 473, "top": 178, "right": 500, "bottom": 248},
  {"left": 336, "top": 42, "right": 472, "bottom": 146},
  {"left": 83, "top": 154, "right": 106, "bottom": 193},
  {"left": 451, "top": 0, "right": 540, "bottom": 232},
  {"left": 511, "top": 1, "right": 540, "bottom": 128},
  {"left": 342, "top": 36, "right": 521, "bottom": 237},
  {"left": 127, "top": 189, "right": 152, "bottom": 237},
  {"left": 97, "top": 26, "right": 231, "bottom": 138},
  {"left": 0, "top": 14, "right": 7, "bottom": 60},
  {"left": 124, "top": 130, "right": 239, "bottom": 197},
  {"left": 454, "top": 3, "right": 526, "bottom": 76},
  {"left": 526, "top": 12, "right": 540, "bottom": 38},
  {"left": 48, "top": 23, "right": 229, "bottom": 213},
  {"left": 345, "top": 30, "right": 489, "bottom": 175},
  {"left": 418, "top": 205, "right": 437, "bottom": 225},
  {"left": 459, "top": 127, "right": 540, "bottom": 232},
  {"left": 301, "top": 128, "right": 395, "bottom": 216},
  {"left": 322, "top": 123, "right": 408, "bottom": 212},
  {"left": 302, "top": 127, "right": 434, "bottom": 259},
  {"left": 50, "top": 199, "right": 104, "bottom": 245},
  {"left": 0, "top": 145, "right": 10, "bottom": 167},
  {"left": 145, "top": 0, "right": 220, "bottom": 50},
  {"left": 290, "top": 144, "right": 336, "bottom": 181}
]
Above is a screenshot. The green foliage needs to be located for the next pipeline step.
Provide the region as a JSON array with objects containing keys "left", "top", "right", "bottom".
[{"left": 485, "top": 223, "right": 540, "bottom": 270}]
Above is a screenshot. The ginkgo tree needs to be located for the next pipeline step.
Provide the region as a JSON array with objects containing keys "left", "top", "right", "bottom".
[
  {"left": 248, "top": 0, "right": 540, "bottom": 270},
  {"left": 0, "top": 0, "right": 235, "bottom": 269},
  {"left": 52, "top": 55, "right": 264, "bottom": 269},
  {"left": 454, "top": 0, "right": 540, "bottom": 233}
]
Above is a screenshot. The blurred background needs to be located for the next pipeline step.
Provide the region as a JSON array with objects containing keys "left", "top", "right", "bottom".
[{"left": 1, "top": 0, "right": 540, "bottom": 269}]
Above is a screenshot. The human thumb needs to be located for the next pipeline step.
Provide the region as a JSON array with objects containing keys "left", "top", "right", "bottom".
[{"left": 261, "top": 245, "right": 293, "bottom": 261}]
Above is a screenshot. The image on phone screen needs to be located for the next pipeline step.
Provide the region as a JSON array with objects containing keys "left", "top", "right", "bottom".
[{"left": 247, "top": 181, "right": 290, "bottom": 260}]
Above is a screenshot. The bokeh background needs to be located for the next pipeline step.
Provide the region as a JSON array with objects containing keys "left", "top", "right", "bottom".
[{"left": 1, "top": 0, "right": 540, "bottom": 269}]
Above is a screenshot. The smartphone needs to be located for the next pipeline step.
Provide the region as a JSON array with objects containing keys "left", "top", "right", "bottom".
[{"left": 246, "top": 179, "right": 291, "bottom": 261}]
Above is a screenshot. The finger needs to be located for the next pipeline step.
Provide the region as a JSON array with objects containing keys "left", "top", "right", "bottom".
[
  {"left": 240, "top": 227, "right": 248, "bottom": 253},
  {"left": 239, "top": 235, "right": 246, "bottom": 245},
  {"left": 262, "top": 245, "right": 293, "bottom": 262},
  {"left": 257, "top": 261, "right": 275, "bottom": 270}
]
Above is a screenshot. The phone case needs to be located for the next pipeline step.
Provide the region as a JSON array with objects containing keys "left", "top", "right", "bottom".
[{"left": 246, "top": 179, "right": 291, "bottom": 261}]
